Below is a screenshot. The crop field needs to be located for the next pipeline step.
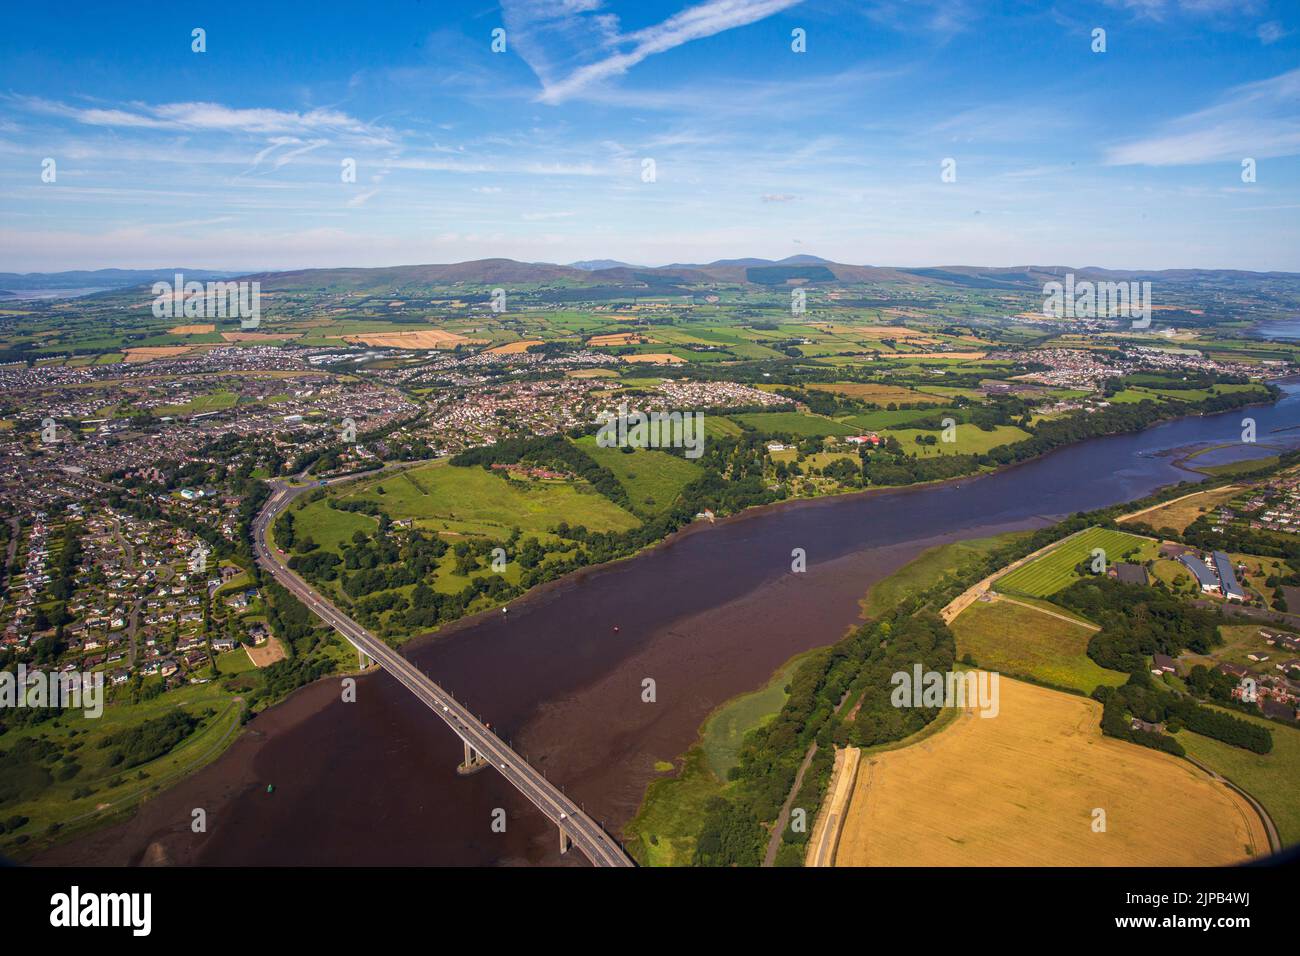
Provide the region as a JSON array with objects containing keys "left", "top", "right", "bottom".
[
  {"left": 341, "top": 329, "right": 487, "bottom": 348},
  {"left": 805, "top": 382, "right": 947, "bottom": 404},
  {"left": 574, "top": 436, "right": 701, "bottom": 515},
  {"left": 835, "top": 678, "right": 1268, "bottom": 866},
  {"left": 730, "top": 411, "right": 859, "bottom": 437},
  {"left": 951, "top": 598, "right": 1126, "bottom": 694},
  {"left": 995, "top": 527, "right": 1156, "bottom": 597},
  {"left": 1119, "top": 485, "right": 1242, "bottom": 532},
  {"left": 841, "top": 407, "right": 950, "bottom": 430}
]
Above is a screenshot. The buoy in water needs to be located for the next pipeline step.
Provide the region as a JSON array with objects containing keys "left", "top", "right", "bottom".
[
  {"left": 613, "top": 625, "right": 620, "bottom": 633},
  {"left": 266, "top": 784, "right": 275, "bottom": 794},
  {"left": 502, "top": 607, "right": 509, "bottom": 615}
]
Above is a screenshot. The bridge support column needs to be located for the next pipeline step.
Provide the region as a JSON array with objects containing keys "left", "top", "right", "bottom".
[
  {"left": 559, "top": 827, "right": 572, "bottom": 856},
  {"left": 358, "top": 648, "right": 370, "bottom": 669},
  {"left": 456, "top": 739, "right": 489, "bottom": 775}
]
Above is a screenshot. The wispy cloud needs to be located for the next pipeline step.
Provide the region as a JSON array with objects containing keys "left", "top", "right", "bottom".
[
  {"left": 7, "top": 95, "right": 393, "bottom": 143},
  {"left": 503, "top": 0, "right": 803, "bottom": 104},
  {"left": 1258, "top": 20, "right": 1290, "bottom": 44},
  {"left": 247, "top": 138, "right": 330, "bottom": 173},
  {"left": 1104, "top": 0, "right": 1265, "bottom": 21},
  {"left": 1105, "top": 68, "right": 1300, "bottom": 166}
]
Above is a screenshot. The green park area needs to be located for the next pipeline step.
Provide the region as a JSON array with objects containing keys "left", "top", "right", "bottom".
[{"left": 574, "top": 436, "right": 702, "bottom": 516}]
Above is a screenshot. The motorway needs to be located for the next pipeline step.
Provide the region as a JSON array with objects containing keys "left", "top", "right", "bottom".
[{"left": 252, "top": 475, "right": 634, "bottom": 867}]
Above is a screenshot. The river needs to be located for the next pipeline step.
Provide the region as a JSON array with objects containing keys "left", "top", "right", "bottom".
[{"left": 39, "top": 382, "right": 1300, "bottom": 866}]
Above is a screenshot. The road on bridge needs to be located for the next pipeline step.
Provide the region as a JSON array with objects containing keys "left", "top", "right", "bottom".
[{"left": 252, "top": 473, "right": 634, "bottom": 868}]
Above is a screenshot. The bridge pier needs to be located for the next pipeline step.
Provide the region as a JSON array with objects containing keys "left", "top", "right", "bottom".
[
  {"left": 358, "top": 648, "right": 371, "bottom": 669},
  {"left": 456, "top": 739, "right": 489, "bottom": 775},
  {"left": 559, "top": 827, "right": 572, "bottom": 855}
]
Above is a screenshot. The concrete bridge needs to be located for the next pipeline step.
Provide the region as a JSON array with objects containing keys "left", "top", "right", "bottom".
[{"left": 253, "top": 478, "right": 633, "bottom": 867}]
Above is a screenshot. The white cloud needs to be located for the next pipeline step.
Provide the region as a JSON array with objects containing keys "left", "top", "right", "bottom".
[
  {"left": 1258, "top": 20, "right": 1289, "bottom": 44},
  {"left": 346, "top": 189, "right": 380, "bottom": 208},
  {"left": 1105, "top": 68, "right": 1300, "bottom": 166},
  {"left": 1104, "top": 0, "right": 1264, "bottom": 21},
  {"left": 9, "top": 95, "right": 389, "bottom": 141},
  {"left": 503, "top": 0, "right": 803, "bottom": 104}
]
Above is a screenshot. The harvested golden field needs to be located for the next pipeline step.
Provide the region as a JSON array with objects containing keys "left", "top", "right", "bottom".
[
  {"left": 168, "top": 323, "right": 215, "bottom": 334},
  {"left": 916, "top": 350, "right": 988, "bottom": 360},
  {"left": 806, "top": 382, "right": 947, "bottom": 404},
  {"left": 620, "top": 352, "right": 685, "bottom": 364},
  {"left": 589, "top": 332, "right": 654, "bottom": 346},
  {"left": 836, "top": 678, "right": 1266, "bottom": 866},
  {"left": 485, "top": 339, "right": 543, "bottom": 354},
  {"left": 847, "top": 324, "right": 933, "bottom": 339},
  {"left": 1119, "top": 485, "right": 1241, "bottom": 532},
  {"left": 123, "top": 346, "right": 195, "bottom": 363},
  {"left": 221, "top": 331, "right": 300, "bottom": 342},
  {"left": 342, "top": 329, "right": 486, "bottom": 349}
]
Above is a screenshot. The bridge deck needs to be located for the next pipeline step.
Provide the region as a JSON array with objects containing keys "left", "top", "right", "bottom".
[{"left": 254, "top": 481, "right": 633, "bottom": 868}]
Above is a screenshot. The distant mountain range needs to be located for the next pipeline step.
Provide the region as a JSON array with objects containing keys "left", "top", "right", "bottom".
[
  {"left": 8, "top": 259, "right": 1300, "bottom": 298},
  {"left": 235, "top": 258, "right": 1300, "bottom": 294},
  {"left": 0, "top": 268, "right": 239, "bottom": 292}
]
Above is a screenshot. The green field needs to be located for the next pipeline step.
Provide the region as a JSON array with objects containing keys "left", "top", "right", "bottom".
[
  {"left": 1175, "top": 707, "right": 1300, "bottom": 848},
  {"left": 155, "top": 390, "right": 239, "bottom": 417},
  {"left": 861, "top": 531, "right": 1029, "bottom": 619},
  {"left": 703, "top": 416, "right": 745, "bottom": 439},
  {"left": 574, "top": 436, "right": 702, "bottom": 515},
  {"left": 841, "top": 407, "right": 953, "bottom": 431},
  {"left": 290, "top": 498, "right": 376, "bottom": 553},
  {"left": 215, "top": 648, "right": 256, "bottom": 675},
  {"left": 951, "top": 598, "right": 1126, "bottom": 694},
  {"left": 731, "top": 411, "right": 859, "bottom": 437},
  {"left": 995, "top": 527, "right": 1157, "bottom": 598},
  {"left": 883, "top": 423, "right": 1030, "bottom": 457},
  {"left": 0, "top": 682, "right": 244, "bottom": 858},
  {"left": 318, "top": 460, "right": 640, "bottom": 538}
]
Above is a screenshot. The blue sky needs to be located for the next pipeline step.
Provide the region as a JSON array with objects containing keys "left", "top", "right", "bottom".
[{"left": 1, "top": 0, "right": 1297, "bottom": 272}]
